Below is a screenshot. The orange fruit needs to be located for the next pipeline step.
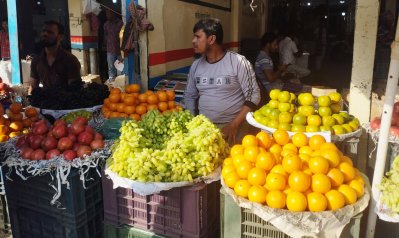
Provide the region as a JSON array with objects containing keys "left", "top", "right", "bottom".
[
  {"left": 168, "top": 101, "right": 176, "bottom": 109},
  {"left": 231, "top": 144, "right": 245, "bottom": 156},
  {"left": 338, "top": 184, "right": 357, "bottom": 205},
  {"left": 223, "top": 157, "right": 233, "bottom": 167},
  {"left": 242, "top": 135, "right": 258, "bottom": 148},
  {"left": 0, "top": 134, "right": 8, "bottom": 142},
  {"left": 244, "top": 146, "right": 259, "bottom": 163},
  {"left": 247, "top": 167, "right": 267, "bottom": 186},
  {"left": 236, "top": 160, "right": 253, "bottom": 179},
  {"left": 282, "top": 143, "right": 298, "bottom": 154},
  {"left": 256, "top": 131, "right": 272, "bottom": 149},
  {"left": 320, "top": 142, "right": 339, "bottom": 151},
  {"left": 147, "top": 94, "right": 159, "bottom": 105},
  {"left": 138, "top": 94, "right": 148, "bottom": 103},
  {"left": 9, "top": 121, "right": 23, "bottom": 132},
  {"left": 110, "top": 88, "right": 122, "bottom": 94},
  {"left": 224, "top": 171, "right": 240, "bottom": 188},
  {"left": 22, "top": 118, "right": 32, "bottom": 128},
  {"left": 109, "top": 93, "right": 121, "bottom": 103},
  {"left": 282, "top": 155, "right": 302, "bottom": 173},
  {"left": 222, "top": 164, "right": 236, "bottom": 178},
  {"left": 147, "top": 104, "right": 158, "bottom": 111},
  {"left": 123, "top": 95, "right": 136, "bottom": 106},
  {"left": 349, "top": 180, "right": 365, "bottom": 198},
  {"left": 266, "top": 173, "right": 286, "bottom": 190},
  {"left": 307, "top": 192, "right": 328, "bottom": 212},
  {"left": 234, "top": 180, "right": 251, "bottom": 198},
  {"left": 291, "top": 133, "right": 308, "bottom": 147},
  {"left": 117, "top": 103, "right": 125, "bottom": 113},
  {"left": 109, "top": 103, "right": 118, "bottom": 112},
  {"left": 309, "top": 135, "right": 326, "bottom": 150},
  {"left": 286, "top": 191, "right": 307, "bottom": 212},
  {"left": 256, "top": 152, "right": 275, "bottom": 171},
  {"left": 120, "top": 113, "right": 128, "bottom": 118},
  {"left": 273, "top": 130, "right": 290, "bottom": 146},
  {"left": 120, "top": 93, "right": 127, "bottom": 102},
  {"left": 327, "top": 168, "right": 345, "bottom": 188},
  {"left": 104, "top": 98, "right": 111, "bottom": 107},
  {"left": 131, "top": 84, "right": 141, "bottom": 93},
  {"left": 110, "top": 112, "right": 121, "bottom": 118},
  {"left": 338, "top": 162, "right": 355, "bottom": 183},
  {"left": 288, "top": 171, "right": 311, "bottom": 192},
  {"left": 248, "top": 185, "right": 268, "bottom": 204},
  {"left": 124, "top": 106, "right": 136, "bottom": 115},
  {"left": 136, "top": 105, "right": 147, "bottom": 115},
  {"left": 321, "top": 149, "right": 341, "bottom": 168},
  {"left": 166, "top": 90, "right": 175, "bottom": 101},
  {"left": 0, "top": 125, "right": 9, "bottom": 135},
  {"left": 130, "top": 114, "right": 141, "bottom": 121},
  {"left": 9, "top": 112, "right": 23, "bottom": 121},
  {"left": 266, "top": 190, "right": 286, "bottom": 209},
  {"left": 103, "top": 111, "right": 111, "bottom": 118},
  {"left": 341, "top": 156, "right": 354, "bottom": 166},
  {"left": 9, "top": 103, "right": 22, "bottom": 114},
  {"left": 325, "top": 190, "right": 345, "bottom": 210},
  {"left": 281, "top": 149, "right": 296, "bottom": 158},
  {"left": 233, "top": 154, "right": 246, "bottom": 168},
  {"left": 146, "top": 90, "right": 154, "bottom": 95},
  {"left": 311, "top": 174, "right": 331, "bottom": 194},
  {"left": 270, "top": 164, "right": 288, "bottom": 177},
  {"left": 25, "top": 107, "right": 37, "bottom": 118},
  {"left": 308, "top": 156, "right": 330, "bottom": 174},
  {"left": 157, "top": 91, "right": 168, "bottom": 102},
  {"left": 9, "top": 131, "right": 22, "bottom": 138},
  {"left": 158, "top": 102, "right": 168, "bottom": 112}
]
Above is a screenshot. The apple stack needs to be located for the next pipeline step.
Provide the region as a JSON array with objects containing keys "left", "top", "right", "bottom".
[
  {"left": 253, "top": 90, "right": 360, "bottom": 135},
  {"left": 370, "top": 101, "right": 399, "bottom": 136}
]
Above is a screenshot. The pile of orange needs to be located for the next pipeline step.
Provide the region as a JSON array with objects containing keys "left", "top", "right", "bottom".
[
  {"left": 101, "top": 84, "right": 182, "bottom": 120},
  {"left": 0, "top": 103, "right": 39, "bottom": 142},
  {"left": 222, "top": 130, "right": 365, "bottom": 212}
]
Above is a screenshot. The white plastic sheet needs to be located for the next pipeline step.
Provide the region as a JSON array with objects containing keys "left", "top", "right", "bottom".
[{"left": 82, "top": 0, "right": 101, "bottom": 15}]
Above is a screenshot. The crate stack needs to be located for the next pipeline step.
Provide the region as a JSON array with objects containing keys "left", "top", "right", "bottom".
[
  {"left": 102, "top": 173, "right": 221, "bottom": 238},
  {"left": 0, "top": 169, "right": 11, "bottom": 238},
  {"left": 3, "top": 168, "right": 103, "bottom": 238}
]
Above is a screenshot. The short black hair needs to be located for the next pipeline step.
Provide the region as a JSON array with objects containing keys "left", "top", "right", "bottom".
[
  {"left": 261, "top": 32, "right": 277, "bottom": 48},
  {"left": 193, "top": 18, "right": 224, "bottom": 45},
  {"left": 44, "top": 20, "right": 64, "bottom": 35},
  {"left": 1, "top": 19, "right": 7, "bottom": 23}
]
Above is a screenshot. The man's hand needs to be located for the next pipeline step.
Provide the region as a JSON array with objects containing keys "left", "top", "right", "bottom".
[{"left": 221, "top": 121, "right": 240, "bottom": 146}]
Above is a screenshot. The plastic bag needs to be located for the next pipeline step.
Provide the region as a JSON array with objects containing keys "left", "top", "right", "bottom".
[
  {"left": 82, "top": 0, "right": 101, "bottom": 15},
  {"left": 98, "top": 118, "right": 124, "bottom": 140}
]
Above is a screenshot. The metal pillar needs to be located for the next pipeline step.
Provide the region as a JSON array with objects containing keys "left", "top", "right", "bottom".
[{"left": 7, "top": 0, "right": 21, "bottom": 85}]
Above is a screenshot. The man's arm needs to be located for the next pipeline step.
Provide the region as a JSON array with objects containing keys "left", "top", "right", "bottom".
[
  {"left": 183, "top": 63, "right": 199, "bottom": 115},
  {"left": 222, "top": 56, "right": 261, "bottom": 144},
  {"left": 29, "top": 58, "right": 39, "bottom": 94},
  {"left": 28, "top": 77, "right": 39, "bottom": 95},
  {"left": 66, "top": 56, "right": 82, "bottom": 88}
]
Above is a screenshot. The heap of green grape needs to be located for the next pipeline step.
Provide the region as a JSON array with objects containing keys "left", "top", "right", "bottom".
[
  {"left": 380, "top": 156, "right": 399, "bottom": 213},
  {"left": 108, "top": 110, "right": 229, "bottom": 182}
]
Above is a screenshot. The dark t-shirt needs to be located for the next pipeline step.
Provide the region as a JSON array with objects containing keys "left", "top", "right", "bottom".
[{"left": 30, "top": 47, "right": 82, "bottom": 89}]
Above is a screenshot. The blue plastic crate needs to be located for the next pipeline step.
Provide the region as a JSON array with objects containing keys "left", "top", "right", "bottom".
[{"left": 3, "top": 167, "right": 103, "bottom": 238}]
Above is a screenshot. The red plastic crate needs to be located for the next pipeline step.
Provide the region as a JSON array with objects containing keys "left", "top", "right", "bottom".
[{"left": 102, "top": 173, "right": 220, "bottom": 238}]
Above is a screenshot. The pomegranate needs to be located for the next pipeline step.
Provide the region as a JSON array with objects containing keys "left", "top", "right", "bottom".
[
  {"left": 76, "top": 145, "right": 92, "bottom": 158},
  {"left": 73, "top": 117, "right": 88, "bottom": 125},
  {"left": 31, "top": 135, "right": 44, "bottom": 150},
  {"left": 63, "top": 150, "right": 77, "bottom": 161},
  {"left": 41, "top": 136, "right": 58, "bottom": 151},
  {"left": 21, "top": 147, "right": 34, "bottom": 160},
  {"left": 58, "top": 137, "right": 73, "bottom": 151},
  {"left": 84, "top": 126, "right": 95, "bottom": 135},
  {"left": 32, "top": 123, "right": 48, "bottom": 135},
  {"left": 46, "top": 149, "right": 61, "bottom": 160},
  {"left": 31, "top": 149, "right": 46, "bottom": 160},
  {"left": 72, "top": 143, "right": 81, "bottom": 151},
  {"left": 94, "top": 133, "right": 103, "bottom": 141},
  {"left": 52, "top": 125, "right": 68, "bottom": 139},
  {"left": 16, "top": 136, "right": 27, "bottom": 149},
  {"left": 90, "top": 139, "right": 104, "bottom": 150},
  {"left": 78, "top": 132, "right": 94, "bottom": 145},
  {"left": 71, "top": 123, "right": 85, "bottom": 135},
  {"left": 53, "top": 119, "right": 67, "bottom": 127},
  {"left": 370, "top": 117, "right": 381, "bottom": 130},
  {"left": 68, "top": 134, "right": 77, "bottom": 143}
]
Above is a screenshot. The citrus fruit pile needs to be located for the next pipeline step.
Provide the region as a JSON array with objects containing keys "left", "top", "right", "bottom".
[
  {"left": 253, "top": 90, "right": 360, "bottom": 135},
  {"left": 222, "top": 130, "right": 365, "bottom": 212},
  {"left": 101, "top": 84, "right": 182, "bottom": 120},
  {"left": 0, "top": 103, "right": 39, "bottom": 142},
  {"left": 109, "top": 110, "right": 228, "bottom": 182}
]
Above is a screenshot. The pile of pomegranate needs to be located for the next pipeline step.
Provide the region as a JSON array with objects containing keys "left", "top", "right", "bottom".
[{"left": 370, "top": 102, "right": 399, "bottom": 136}]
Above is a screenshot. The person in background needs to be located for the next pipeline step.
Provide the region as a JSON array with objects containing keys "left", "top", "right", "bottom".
[
  {"left": 0, "top": 19, "right": 10, "bottom": 61},
  {"left": 29, "top": 21, "right": 82, "bottom": 93},
  {"left": 255, "top": 32, "right": 287, "bottom": 93},
  {"left": 279, "top": 31, "right": 310, "bottom": 78},
  {"left": 184, "top": 19, "right": 261, "bottom": 145},
  {"left": 104, "top": 9, "right": 123, "bottom": 83}
]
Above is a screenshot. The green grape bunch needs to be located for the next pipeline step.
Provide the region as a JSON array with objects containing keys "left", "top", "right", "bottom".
[
  {"left": 61, "top": 110, "right": 93, "bottom": 124},
  {"left": 379, "top": 155, "right": 399, "bottom": 213},
  {"left": 108, "top": 110, "right": 229, "bottom": 182}
]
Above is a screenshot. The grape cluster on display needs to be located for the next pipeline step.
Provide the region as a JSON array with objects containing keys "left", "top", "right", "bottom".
[
  {"left": 109, "top": 110, "right": 229, "bottom": 182},
  {"left": 380, "top": 156, "right": 399, "bottom": 213}
]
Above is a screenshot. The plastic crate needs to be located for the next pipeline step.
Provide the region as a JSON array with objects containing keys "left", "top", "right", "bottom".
[
  {"left": 102, "top": 173, "right": 220, "bottom": 238},
  {"left": 0, "top": 194, "right": 12, "bottom": 238},
  {"left": 220, "top": 188, "right": 362, "bottom": 238},
  {"left": 104, "top": 223, "right": 166, "bottom": 238},
  {"left": 3, "top": 167, "right": 103, "bottom": 238}
]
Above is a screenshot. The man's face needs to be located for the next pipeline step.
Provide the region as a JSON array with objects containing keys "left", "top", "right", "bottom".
[
  {"left": 270, "top": 40, "right": 279, "bottom": 52},
  {"left": 41, "top": 24, "right": 62, "bottom": 47},
  {"left": 192, "top": 29, "right": 213, "bottom": 54}
]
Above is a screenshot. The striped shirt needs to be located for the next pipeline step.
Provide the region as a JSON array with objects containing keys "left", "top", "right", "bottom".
[
  {"left": 255, "top": 50, "right": 274, "bottom": 85},
  {"left": 184, "top": 51, "right": 261, "bottom": 124}
]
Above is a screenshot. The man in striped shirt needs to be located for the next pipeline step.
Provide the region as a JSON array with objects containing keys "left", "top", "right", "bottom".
[{"left": 184, "top": 19, "right": 261, "bottom": 145}]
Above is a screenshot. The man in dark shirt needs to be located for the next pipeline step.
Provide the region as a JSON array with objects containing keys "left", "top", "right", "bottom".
[{"left": 29, "top": 21, "right": 82, "bottom": 93}]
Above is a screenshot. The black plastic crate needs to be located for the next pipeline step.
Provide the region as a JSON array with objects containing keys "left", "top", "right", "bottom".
[{"left": 3, "top": 166, "right": 103, "bottom": 238}]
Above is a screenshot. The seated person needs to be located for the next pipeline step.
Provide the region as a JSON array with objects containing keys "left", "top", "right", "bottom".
[
  {"left": 30, "top": 21, "right": 82, "bottom": 93},
  {"left": 255, "top": 32, "right": 287, "bottom": 93}
]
